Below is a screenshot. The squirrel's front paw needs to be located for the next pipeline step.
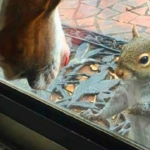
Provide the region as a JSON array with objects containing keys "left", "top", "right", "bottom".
[
  {"left": 81, "top": 109, "right": 103, "bottom": 121},
  {"left": 128, "top": 102, "right": 150, "bottom": 117}
]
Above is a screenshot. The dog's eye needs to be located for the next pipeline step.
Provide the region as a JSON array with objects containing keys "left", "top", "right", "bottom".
[{"left": 138, "top": 53, "right": 150, "bottom": 67}]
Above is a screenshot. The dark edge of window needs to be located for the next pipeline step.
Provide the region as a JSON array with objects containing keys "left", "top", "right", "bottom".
[{"left": 0, "top": 81, "right": 140, "bottom": 150}]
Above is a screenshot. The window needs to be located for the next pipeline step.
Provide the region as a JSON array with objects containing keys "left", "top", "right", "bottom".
[{"left": 0, "top": 0, "right": 149, "bottom": 150}]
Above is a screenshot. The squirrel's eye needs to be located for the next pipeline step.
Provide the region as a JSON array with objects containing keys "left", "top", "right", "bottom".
[
  {"left": 140, "top": 56, "right": 148, "bottom": 64},
  {"left": 138, "top": 53, "right": 150, "bottom": 67}
]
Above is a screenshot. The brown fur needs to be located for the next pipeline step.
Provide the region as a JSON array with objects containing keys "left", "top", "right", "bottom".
[{"left": 0, "top": 0, "right": 70, "bottom": 89}]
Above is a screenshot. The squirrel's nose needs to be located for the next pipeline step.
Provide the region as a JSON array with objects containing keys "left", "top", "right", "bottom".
[{"left": 115, "top": 69, "right": 124, "bottom": 78}]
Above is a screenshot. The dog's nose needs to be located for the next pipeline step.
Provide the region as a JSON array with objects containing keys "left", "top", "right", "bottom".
[
  {"left": 27, "top": 74, "right": 41, "bottom": 90},
  {"left": 27, "top": 71, "right": 52, "bottom": 90},
  {"left": 27, "top": 78, "right": 47, "bottom": 90},
  {"left": 27, "top": 77, "right": 38, "bottom": 89}
]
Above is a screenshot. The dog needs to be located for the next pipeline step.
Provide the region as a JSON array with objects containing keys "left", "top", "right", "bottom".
[{"left": 0, "top": 0, "right": 70, "bottom": 90}]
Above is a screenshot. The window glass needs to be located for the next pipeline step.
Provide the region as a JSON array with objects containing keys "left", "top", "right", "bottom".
[{"left": 0, "top": 0, "right": 150, "bottom": 149}]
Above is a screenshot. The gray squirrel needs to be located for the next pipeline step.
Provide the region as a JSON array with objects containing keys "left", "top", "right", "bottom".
[{"left": 82, "top": 26, "right": 150, "bottom": 148}]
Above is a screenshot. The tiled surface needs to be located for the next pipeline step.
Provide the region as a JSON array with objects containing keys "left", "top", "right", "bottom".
[{"left": 59, "top": 0, "right": 150, "bottom": 41}]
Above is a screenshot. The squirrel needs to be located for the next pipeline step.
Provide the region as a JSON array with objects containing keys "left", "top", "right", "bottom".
[{"left": 81, "top": 26, "right": 150, "bottom": 147}]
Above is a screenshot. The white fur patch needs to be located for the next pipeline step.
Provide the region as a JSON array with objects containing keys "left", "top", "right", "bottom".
[{"left": 51, "top": 8, "right": 64, "bottom": 70}]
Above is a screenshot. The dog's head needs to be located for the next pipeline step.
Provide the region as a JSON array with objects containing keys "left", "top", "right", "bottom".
[{"left": 0, "top": 0, "right": 70, "bottom": 89}]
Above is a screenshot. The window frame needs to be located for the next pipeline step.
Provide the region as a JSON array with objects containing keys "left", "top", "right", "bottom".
[{"left": 0, "top": 80, "right": 143, "bottom": 150}]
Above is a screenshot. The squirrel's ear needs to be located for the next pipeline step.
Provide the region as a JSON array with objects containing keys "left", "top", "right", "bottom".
[{"left": 132, "top": 25, "right": 139, "bottom": 38}]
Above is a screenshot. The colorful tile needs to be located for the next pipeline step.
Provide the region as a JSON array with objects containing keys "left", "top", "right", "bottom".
[
  {"left": 59, "top": 0, "right": 79, "bottom": 9},
  {"left": 77, "top": 17, "right": 95, "bottom": 27},
  {"left": 98, "top": 8, "right": 119, "bottom": 19},
  {"left": 113, "top": 11, "right": 138, "bottom": 23},
  {"left": 99, "top": 0, "right": 120, "bottom": 9},
  {"left": 98, "top": 19, "right": 133, "bottom": 35},
  {"left": 81, "top": 0, "right": 98, "bottom": 7},
  {"left": 112, "top": 3, "right": 131, "bottom": 12},
  {"left": 122, "top": 0, "right": 146, "bottom": 7},
  {"left": 131, "top": 6, "right": 147, "bottom": 15},
  {"left": 83, "top": 26, "right": 98, "bottom": 32},
  {"left": 130, "top": 16, "right": 150, "bottom": 28},
  {"left": 75, "top": 3, "right": 100, "bottom": 19},
  {"left": 59, "top": 9, "right": 76, "bottom": 20},
  {"left": 59, "top": 0, "right": 150, "bottom": 39}
]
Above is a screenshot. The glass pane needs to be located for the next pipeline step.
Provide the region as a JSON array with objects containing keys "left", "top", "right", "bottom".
[{"left": 0, "top": 0, "right": 150, "bottom": 149}]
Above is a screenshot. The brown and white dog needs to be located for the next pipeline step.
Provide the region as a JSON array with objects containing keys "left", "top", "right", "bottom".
[{"left": 0, "top": 0, "right": 70, "bottom": 90}]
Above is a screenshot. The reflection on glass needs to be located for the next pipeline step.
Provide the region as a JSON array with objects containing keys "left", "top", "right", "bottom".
[{"left": 0, "top": 0, "right": 150, "bottom": 150}]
